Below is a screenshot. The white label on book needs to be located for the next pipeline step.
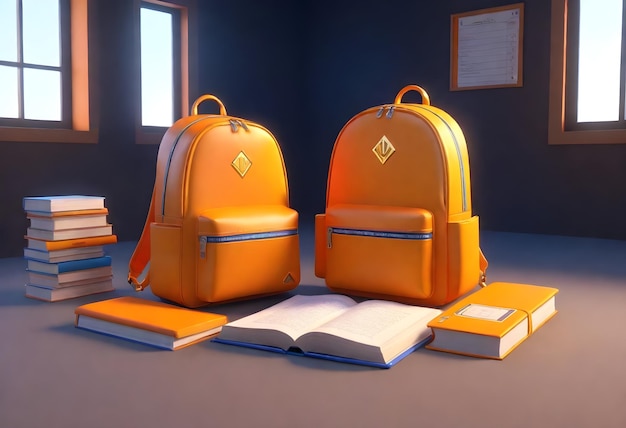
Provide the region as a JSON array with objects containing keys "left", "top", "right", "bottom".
[{"left": 456, "top": 304, "right": 515, "bottom": 322}]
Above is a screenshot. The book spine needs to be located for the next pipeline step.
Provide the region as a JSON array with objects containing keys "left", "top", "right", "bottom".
[
  {"left": 26, "top": 208, "right": 109, "bottom": 218},
  {"left": 23, "top": 196, "right": 105, "bottom": 212},
  {"left": 56, "top": 256, "right": 112, "bottom": 272},
  {"left": 27, "top": 225, "right": 113, "bottom": 241},
  {"left": 31, "top": 234, "right": 118, "bottom": 251}
]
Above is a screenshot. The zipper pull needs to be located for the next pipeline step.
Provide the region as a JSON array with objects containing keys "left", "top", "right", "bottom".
[
  {"left": 199, "top": 236, "right": 207, "bottom": 259},
  {"left": 327, "top": 227, "right": 333, "bottom": 248},
  {"left": 386, "top": 105, "right": 395, "bottom": 119},
  {"left": 376, "top": 106, "right": 386, "bottom": 118},
  {"left": 229, "top": 120, "right": 238, "bottom": 132},
  {"left": 237, "top": 120, "right": 249, "bottom": 131}
]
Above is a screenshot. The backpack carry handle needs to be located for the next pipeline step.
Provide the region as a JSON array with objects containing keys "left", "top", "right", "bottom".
[
  {"left": 394, "top": 85, "right": 431, "bottom": 106},
  {"left": 191, "top": 95, "right": 227, "bottom": 116}
]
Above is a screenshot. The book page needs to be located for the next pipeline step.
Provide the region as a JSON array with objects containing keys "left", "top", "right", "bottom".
[
  {"left": 224, "top": 294, "right": 356, "bottom": 341},
  {"left": 307, "top": 300, "right": 440, "bottom": 346}
]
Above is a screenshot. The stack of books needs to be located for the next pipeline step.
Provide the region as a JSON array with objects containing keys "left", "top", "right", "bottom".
[{"left": 23, "top": 195, "right": 118, "bottom": 302}]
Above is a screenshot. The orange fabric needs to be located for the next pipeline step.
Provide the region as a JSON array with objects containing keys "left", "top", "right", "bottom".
[
  {"left": 127, "top": 188, "right": 155, "bottom": 291},
  {"left": 128, "top": 95, "right": 300, "bottom": 307},
  {"left": 316, "top": 85, "right": 487, "bottom": 306}
]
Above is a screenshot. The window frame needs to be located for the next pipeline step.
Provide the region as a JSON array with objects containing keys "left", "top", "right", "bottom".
[
  {"left": 0, "top": 0, "right": 97, "bottom": 144},
  {"left": 135, "top": 0, "right": 197, "bottom": 145},
  {"left": 549, "top": 0, "right": 626, "bottom": 144}
]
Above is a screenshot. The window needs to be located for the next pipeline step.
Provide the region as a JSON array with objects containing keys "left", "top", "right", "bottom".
[
  {"left": 136, "top": 0, "right": 195, "bottom": 144},
  {"left": 549, "top": 0, "right": 626, "bottom": 144},
  {"left": 140, "top": 3, "right": 180, "bottom": 127},
  {"left": 565, "top": 0, "right": 625, "bottom": 128},
  {"left": 0, "top": 0, "right": 69, "bottom": 125},
  {"left": 0, "top": 0, "right": 96, "bottom": 143}
]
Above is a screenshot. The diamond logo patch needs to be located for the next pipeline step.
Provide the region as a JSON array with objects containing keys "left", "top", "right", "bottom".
[
  {"left": 372, "top": 135, "right": 395, "bottom": 165},
  {"left": 232, "top": 151, "right": 252, "bottom": 177}
]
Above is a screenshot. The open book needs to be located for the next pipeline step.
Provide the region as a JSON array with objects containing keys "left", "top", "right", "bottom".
[{"left": 214, "top": 294, "right": 442, "bottom": 368}]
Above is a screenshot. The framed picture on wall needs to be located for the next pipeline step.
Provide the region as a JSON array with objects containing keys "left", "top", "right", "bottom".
[{"left": 450, "top": 3, "right": 524, "bottom": 91}]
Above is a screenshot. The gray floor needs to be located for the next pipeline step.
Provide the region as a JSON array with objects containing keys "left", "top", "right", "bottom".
[{"left": 1, "top": 227, "right": 625, "bottom": 428}]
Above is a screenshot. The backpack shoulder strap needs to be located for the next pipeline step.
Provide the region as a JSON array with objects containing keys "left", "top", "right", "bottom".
[
  {"left": 479, "top": 248, "right": 488, "bottom": 287},
  {"left": 127, "top": 187, "right": 156, "bottom": 291}
]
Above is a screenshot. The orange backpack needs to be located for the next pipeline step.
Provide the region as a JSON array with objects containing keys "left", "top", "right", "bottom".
[
  {"left": 128, "top": 95, "right": 300, "bottom": 308},
  {"left": 315, "top": 85, "right": 487, "bottom": 307}
]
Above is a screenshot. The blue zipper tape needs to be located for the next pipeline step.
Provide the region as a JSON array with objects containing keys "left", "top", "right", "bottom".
[
  {"left": 413, "top": 105, "right": 468, "bottom": 213},
  {"left": 161, "top": 116, "right": 217, "bottom": 217},
  {"left": 202, "top": 229, "right": 298, "bottom": 243},
  {"left": 330, "top": 228, "right": 432, "bottom": 240}
]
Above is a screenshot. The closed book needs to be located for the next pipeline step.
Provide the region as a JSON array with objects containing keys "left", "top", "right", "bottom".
[
  {"left": 426, "top": 282, "right": 559, "bottom": 360},
  {"left": 25, "top": 208, "right": 109, "bottom": 217},
  {"left": 28, "top": 213, "right": 108, "bottom": 231},
  {"left": 75, "top": 296, "right": 228, "bottom": 350},
  {"left": 25, "top": 279, "right": 114, "bottom": 302},
  {"left": 23, "top": 247, "right": 105, "bottom": 263},
  {"left": 26, "top": 225, "right": 113, "bottom": 241},
  {"left": 26, "top": 256, "right": 112, "bottom": 275},
  {"left": 28, "top": 275, "right": 113, "bottom": 289},
  {"left": 23, "top": 195, "right": 105, "bottom": 213},
  {"left": 27, "top": 266, "right": 113, "bottom": 287},
  {"left": 26, "top": 235, "right": 118, "bottom": 251}
]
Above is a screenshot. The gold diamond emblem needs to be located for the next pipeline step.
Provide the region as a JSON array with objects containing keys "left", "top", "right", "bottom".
[
  {"left": 231, "top": 151, "right": 252, "bottom": 177},
  {"left": 372, "top": 135, "right": 395, "bottom": 164}
]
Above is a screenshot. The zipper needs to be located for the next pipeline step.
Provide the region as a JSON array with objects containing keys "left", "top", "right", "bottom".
[
  {"left": 162, "top": 117, "right": 251, "bottom": 217},
  {"left": 375, "top": 105, "right": 395, "bottom": 119},
  {"left": 229, "top": 119, "right": 249, "bottom": 132},
  {"left": 412, "top": 105, "right": 468, "bottom": 213},
  {"left": 327, "top": 227, "right": 433, "bottom": 249},
  {"left": 199, "top": 229, "right": 297, "bottom": 258},
  {"left": 161, "top": 116, "right": 215, "bottom": 216},
  {"left": 199, "top": 236, "right": 207, "bottom": 258},
  {"left": 386, "top": 105, "right": 395, "bottom": 118},
  {"left": 376, "top": 104, "right": 469, "bottom": 214}
]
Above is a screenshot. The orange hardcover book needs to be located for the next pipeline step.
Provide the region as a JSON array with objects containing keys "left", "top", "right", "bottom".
[
  {"left": 75, "top": 296, "right": 228, "bottom": 350},
  {"left": 26, "top": 234, "right": 118, "bottom": 251},
  {"left": 26, "top": 208, "right": 109, "bottom": 218},
  {"left": 426, "top": 282, "right": 558, "bottom": 359}
]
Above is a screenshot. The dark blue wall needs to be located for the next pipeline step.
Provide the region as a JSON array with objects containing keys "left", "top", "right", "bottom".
[
  {"left": 196, "top": 0, "right": 626, "bottom": 240},
  {"left": 300, "top": 0, "right": 626, "bottom": 240},
  {"left": 196, "top": 0, "right": 310, "bottom": 216},
  {"left": 1, "top": 0, "right": 625, "bottom": 258},
  {"left": 0, "top": 0, "right": 158, "bottom": 258}
]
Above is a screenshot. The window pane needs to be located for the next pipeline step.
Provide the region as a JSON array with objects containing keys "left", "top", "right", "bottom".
[
  {"left": 22, "top": 0, "right": 61, "bottom": 67},
  {"left": 0, "top": 65, "right": 19, "bottom": 118},
  {"left": 577, "top": 0, "right": 623, "bottom": 122},
  {"left": 23, "top": 68, "right": 61, "bottom": 120},
  {"left": 141, "top": 7, "right": 174, "bottom": 127},
  {"left": 0, "top": 0, "right": 18, "bottom": 62}
]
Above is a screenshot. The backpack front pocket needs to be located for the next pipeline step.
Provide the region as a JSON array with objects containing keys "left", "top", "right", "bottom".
[
  {"left": 325, "top": 204, "right": 433, "bottom": 300},
  {"left": 196, "top": 205, "right": 300, "bottom": 302}
]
